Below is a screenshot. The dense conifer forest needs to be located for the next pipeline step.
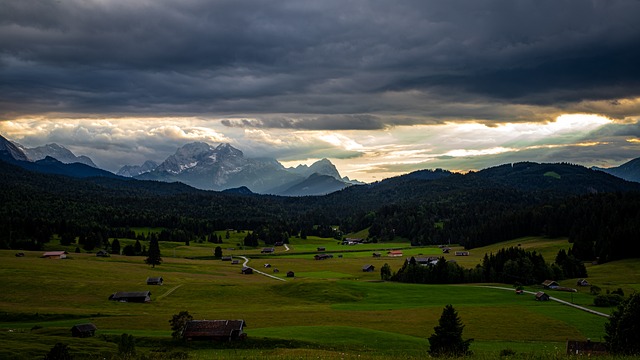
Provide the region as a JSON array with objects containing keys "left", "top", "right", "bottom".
[{"left": 2, "top": 159, "right": 640, "bottom": 265}]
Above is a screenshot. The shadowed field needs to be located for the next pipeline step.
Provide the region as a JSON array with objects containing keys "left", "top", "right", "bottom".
[{"left": 1, "top": 234, "right": 633, "bottom": 359}]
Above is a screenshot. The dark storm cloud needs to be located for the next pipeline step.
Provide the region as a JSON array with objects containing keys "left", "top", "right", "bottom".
[{"left": 2, "top": 0, "right": 640, "bottom": 125}]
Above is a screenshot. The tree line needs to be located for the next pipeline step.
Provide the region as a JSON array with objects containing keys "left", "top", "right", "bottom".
[
  {"left": 2, "top": 159, "right": 640, "bottom": 264},
  {"left": 389, "top": 247, "right": 586, "bottom": 285}
]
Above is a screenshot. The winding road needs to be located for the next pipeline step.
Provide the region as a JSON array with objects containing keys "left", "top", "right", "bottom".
[
  {"left": 480, "top": 286, "right": 610, "bottom": 318},
  {"left": 237, "top": 247, "right": 607, "bottom": 320},
  {"left": 238, "top": 256, "right": 286, "bottom": 282}
]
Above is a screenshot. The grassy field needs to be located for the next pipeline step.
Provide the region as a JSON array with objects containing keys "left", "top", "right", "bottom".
[{"left": 1, "top": 235, "right": 635, "bottom": 359}]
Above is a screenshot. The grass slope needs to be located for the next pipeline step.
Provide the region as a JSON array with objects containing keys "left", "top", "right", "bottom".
[{"left": 1, "top": 235, "right": 635, "bottom": 359}]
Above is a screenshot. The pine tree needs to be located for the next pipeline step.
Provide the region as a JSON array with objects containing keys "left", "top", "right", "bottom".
[
  {"left": 170, "top": 310, "right": 193, "bottom": 340},
  {"left": 428, "top": 304, "right": 473, "bottom": 357},
  {"left": 118, "top": 333, "right": 136, "bottom": 357},
  {"left": 111, "top": 238, "right": 121, "bottom": 255},
  {"left": 44, "top": 343, "right": 73, "bottom": 360},
  {"left": 145, "top": 238, "right": 162, "bottom": 268},
  {"left": 380, "top": 263, "right": 392, "bottom": 280},
  {"left": 605, "top": 292, "right": 640, "bottom": 355}
]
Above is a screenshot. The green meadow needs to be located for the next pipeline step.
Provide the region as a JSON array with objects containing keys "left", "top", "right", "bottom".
[{"left": 1, "top": 235, "right": 636, "bottom": 359}]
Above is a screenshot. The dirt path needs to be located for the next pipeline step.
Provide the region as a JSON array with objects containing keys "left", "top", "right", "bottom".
[
  {"left": 156, "top": 284, "right": 184, "bottom": 300},
  {"left": 480, "top": 285, "right": 610, "bottom": 318},
  {"left": 238, "top": 256, "right": 286, "bottom": 282}
]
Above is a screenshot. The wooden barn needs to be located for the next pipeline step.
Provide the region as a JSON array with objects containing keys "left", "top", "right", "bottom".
[
  {"left": 71, "top": 323, "right": 97, "bottom": 338},
  {"left": 286, "top": 271, "right": 295, "bottom": 278},
  {"left": 362, "top": 264, "right": 375, "bottom": 272},
  {"left": 454, "top": 251, "right": 470, "bottom": 256},
  {"left": 414, "top": 257, "right": 439, "bottom": 266},
  {"left": 261, "top": 247, "right": 275, "bottom": 253},
  {"left": 314, "top": 254, "right": 333, "bottom": 260},
  {"left": 109, "top": 291, "right": 151, "bottom": 303},
  {"left": 576, "top": 279, "right": 590, "bottom": 286},
  {"left": 182, "top": 320, "right": 246, "bottom": 342},
  {"left": 41, "top": 251, "right": 68, "bottom": 259},
  {"left": 542, "top": 280, "right": 559, "bottom": 289},
  {"left": 241, "top": 267, "right": 253, "bottom": 274},
  {"left": 96, "top": 250, "right": 110, "bottom": 257},
  {"left": 387, "top": 250, "right": 403, "bottom": 257},
  {"left": 146, "top": 277, "right": 163, "bottom": 285},
  {"left": 535, "top": 292, "right": 550, "bottom": 301}
]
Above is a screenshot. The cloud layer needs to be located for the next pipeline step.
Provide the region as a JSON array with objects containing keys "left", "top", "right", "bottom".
[
  {"left": 3, "top": 1, "right": 640, "bottom": 121},
  {"left": 1, "top": 1, "right": 640, "bottom": 181}
]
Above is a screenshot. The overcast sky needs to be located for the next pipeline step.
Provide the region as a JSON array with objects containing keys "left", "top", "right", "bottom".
[{"left": 1, "top": 0, "right": 640, "bottom": 182}]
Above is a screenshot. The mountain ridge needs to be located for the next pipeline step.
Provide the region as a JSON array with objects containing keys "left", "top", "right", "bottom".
[
  {"left": 133, "top": 142, "right": 353, "bottom": 195},
  {"left": 593, "top": 158, "right": 640, "bottom": 183}
]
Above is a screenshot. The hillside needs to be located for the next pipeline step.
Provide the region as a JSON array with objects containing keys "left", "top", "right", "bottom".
[
  {"left": 1, "top": 159, "right": 640, "bottom": 264},
  {"left": 594, "top": 157, "right": 640, "bottom": 183},
  {"left": 0, "top": 235, "right": 615, "bottom": 359}
]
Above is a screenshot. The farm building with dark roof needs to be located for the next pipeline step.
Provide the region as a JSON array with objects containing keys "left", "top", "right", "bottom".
[
  {"left": 362, "top": 264, "right": 375, "bottom": 272},
  {"left": 182, "top": 320, "right": 246, "bottom": 342},
  {"left": 71, "top": 323, "right": 97, "bottom": 338},
  {"left": 109, "top": 291, "right": 151, "bottom": 303},
  {"left": 146, "top": 277, "right": 163, "bottom": 285},
  {"left": 535, "top": 292, "right": 550, "bottom": 301}
]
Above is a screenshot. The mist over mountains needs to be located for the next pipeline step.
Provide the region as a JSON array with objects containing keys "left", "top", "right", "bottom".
[{"left": 0, "top": 134, "right": 360, "bottom": 196}]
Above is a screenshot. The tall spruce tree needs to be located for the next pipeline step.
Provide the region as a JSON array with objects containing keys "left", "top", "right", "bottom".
[
  {"left": 145, "top": 238, "right": 162, "bottom": 268},
  {"left": 428, "top": 304, "right": 473, "bottom": 357},
  {"left": 170, "top": 310, "right": 193, "bottom": 340},
  {"left": 111, "top": 238, "right": 121, "bottom": 255},
  {"left": 605, "top": 292, "right": 640, "bottom": 355}
]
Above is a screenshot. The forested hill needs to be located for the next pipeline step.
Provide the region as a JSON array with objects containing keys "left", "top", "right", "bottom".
[{"left": 2, "top": 159, "right": 640, "bottom": 263}]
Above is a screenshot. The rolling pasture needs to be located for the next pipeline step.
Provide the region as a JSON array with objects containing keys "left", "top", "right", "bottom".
[{"left": 0, "top": 234, "right": 633, "bottom": 359}]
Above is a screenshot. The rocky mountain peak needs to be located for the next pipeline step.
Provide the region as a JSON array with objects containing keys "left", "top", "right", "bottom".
[
  {"left": 290, "top": 158, "right": 341, "bottom": 179},
  {"left": 23, "top": 143, "right": 98, "bottom": 167},
  {"left": 0, "top": 134, "right": 30, "bottom": 161}
]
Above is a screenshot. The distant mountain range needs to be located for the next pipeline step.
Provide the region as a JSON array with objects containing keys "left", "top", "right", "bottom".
[
  {"left": 0, "top": 134, "right": 361, "bottom": 196},
  {"left": 0, "top": 134, "right": 120, "bottom": 179},
  {"left": 130, "top": 142, "right": 361, "bottom": 195},
  {"left": 3, "top": 132, "right": 640, "bottom": 196},
  {"left": 18, "top": 143, "right": 97, "bottom": 168},
  {"left": 593, "top": 158, "right": 640, "bottom": 183}
]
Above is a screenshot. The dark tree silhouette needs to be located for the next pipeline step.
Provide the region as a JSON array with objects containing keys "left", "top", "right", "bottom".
[
  {"left": 44, "top": 343, "right": 73, "bottom": 360},
  {"left": 111, "top": 238, "right": 121, "bottom": 255},
  {"left": 428, "top": 304, "right": 473, "bottom": 357},
  {"left": 145, "top": 238, "right": 162, "bottom": 268},
  {"left": 117, "top": 333, "right": 136, "bottom": 357},
  {"left": 380, "top": 263, "right": 392, "bottom": 280},
  {"left": 214, "top": 246, "right": 222, "bottom": 258},
  {"left": 605, "top": 293, "right": 640, "bottom": 355},
  {"left": 170, "top": 310, "right": 193, "bottom": 340}
]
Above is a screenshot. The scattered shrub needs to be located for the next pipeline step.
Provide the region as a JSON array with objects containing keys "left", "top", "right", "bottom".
[
  {"left": 594, "top": 294, "right": 624, "bottom": 307},
  {"left": 499, "top": 348, "right": 516, "bottom": 357}
]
